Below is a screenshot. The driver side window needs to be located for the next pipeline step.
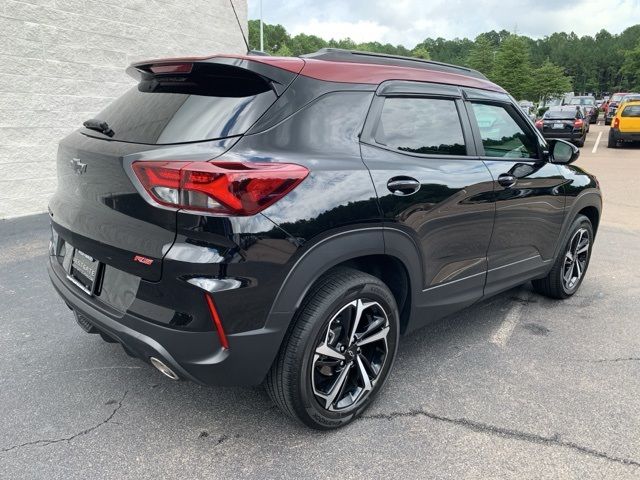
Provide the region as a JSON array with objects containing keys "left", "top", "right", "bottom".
[{"left": 471, "top": 103, "right": 538, "bottom": 159}]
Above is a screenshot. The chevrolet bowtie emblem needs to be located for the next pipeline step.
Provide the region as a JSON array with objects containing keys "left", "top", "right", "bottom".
[{"left": 70, "top": 158, "right": 87, "bottom": 175}]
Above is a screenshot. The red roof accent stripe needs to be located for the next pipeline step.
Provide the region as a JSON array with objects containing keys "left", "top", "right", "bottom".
[
  {"left": 129, "top": 54, "right": 504, "bottom": 93},
  {"left": 299, "top": 59, "right": 505, "bottom": 93}
]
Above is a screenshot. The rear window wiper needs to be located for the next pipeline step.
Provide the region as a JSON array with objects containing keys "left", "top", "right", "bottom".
[{"left": 83, "top": 118, "right": 114, "bottom": 137}]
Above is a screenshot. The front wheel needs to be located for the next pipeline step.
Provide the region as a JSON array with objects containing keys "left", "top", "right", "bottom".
[
  {"left": 265, "top": 268, "right": 399, "bottom": 429},
  {"left": 532, "top": 215, "right": 593, "bottom": 299}
]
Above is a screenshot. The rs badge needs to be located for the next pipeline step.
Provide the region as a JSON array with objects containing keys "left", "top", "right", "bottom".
[{"left": 133, "top": 255, "right": 154, "bottom": 265}]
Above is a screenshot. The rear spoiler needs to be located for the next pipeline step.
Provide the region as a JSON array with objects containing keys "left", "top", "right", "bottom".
[{"left": 126, "top": 55, "right": 305, "bottom": 96}]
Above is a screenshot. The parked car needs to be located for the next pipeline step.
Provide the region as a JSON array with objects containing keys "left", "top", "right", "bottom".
[
  {"left": 47, "top": 48, "right": 601, "bottom": 429},
  {"left": 608, "top": 100, "right": 640, "bottom": 148},
  {"left": 518, "top": 100, "right": 536, "bottom": 121},
  {"left": 604, "top": 92, "right": 630, "bottom": 125},
  {"left": 535, "top": 106, "right": 589, "bottom": 146},
  {"left": 619, "top": 93, "right": 640, "bottom": 108},
  {"left": 568, "top": 95, "right": 598, "bottom": 124}
]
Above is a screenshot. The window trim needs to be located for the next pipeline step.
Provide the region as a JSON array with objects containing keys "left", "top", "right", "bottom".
[
  {"left": 360, "top": 92, "right": 478, "bottom": 159},
  {"left": 464, "top": 99, "right": 545, "bottom": 162}
]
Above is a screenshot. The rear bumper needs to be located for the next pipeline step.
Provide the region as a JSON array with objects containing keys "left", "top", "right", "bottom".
[
  {"left": 541, "top": 131, "right": 583, "bottom": 142},
  {"left": 611, "top": 129, "right": 640, "bottom": 142},
  {"left": 48, "top": 258, "right": 285, "bottom": 386}
]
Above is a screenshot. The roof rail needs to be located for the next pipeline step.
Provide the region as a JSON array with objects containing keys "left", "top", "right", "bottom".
[{"left": 301, "top": 48, "right": 487, "bottom": 80}]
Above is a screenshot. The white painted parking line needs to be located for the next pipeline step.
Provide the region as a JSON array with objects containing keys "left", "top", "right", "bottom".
[
  {"left": 592, "top": 131, "right": 603, "bottom": 154},
  {"left": 490, "top": 291, "right": 531, "bottom": 347}
]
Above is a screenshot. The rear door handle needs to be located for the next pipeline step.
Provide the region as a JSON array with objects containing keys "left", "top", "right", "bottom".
[
  {"left": 387, "top": 177, "right": 421, "bottom": 196},
  {"left": 497, "top": 174, "right": 517, "bottom": 188}
]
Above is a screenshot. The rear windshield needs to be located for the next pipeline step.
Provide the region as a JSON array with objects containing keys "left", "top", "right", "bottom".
[
  {"left": 569, "top": 98, "right": 595, "bottom": 106},
  {"left": 622, "top": 105, "right": 640, "bottom": 117},
  {"left": 544, "top": 110, "right": 577, "bottom": 120},
  {"left": 88, "top": 64, "right": 277, "bottom": 144}
]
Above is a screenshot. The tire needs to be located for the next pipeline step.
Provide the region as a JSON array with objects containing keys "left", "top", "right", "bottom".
[
  {"left": 532, "top": 215, "right": 593, "bottom": 299},
  {"left": 265, "top": 267, "right": 399, "bottom": 429},
  {"left": 604, "top": 118, "right": 611, "bottom": 126},
  {"left": 574, "top": 136, "right": 585, "bottom": 148},
  {"left": 607, "top": 129, "right": 618, "bottom": 148}
]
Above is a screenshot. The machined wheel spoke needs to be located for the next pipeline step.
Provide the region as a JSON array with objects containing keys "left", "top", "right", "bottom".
[
  {"left": 573, "top": 230, "right": 584, "bottom": 253},
  {"left": 358, "top": 353, "right": 377, "bottom": 377},
  {"left": 576, "top": 242, "right": 589, "bottom": 255},
  {"left": 356, "top": 355, "right": 372, "bottom": 393},
  {"left": 322, "top": 365, "right": 351, "bottom": 409},
  {"left": 357, "top": 325, "right": 390, "bottom": 347},
  {"left": 565, "top": 251, "right": 574, "bottom": 262},
  {"left": 316, "top": 343, "right": 345, "bottom": 360},
  {"left": 575, "top": 260, "right": 583, "bottom": 278},
  {"left": 356, "top": 315, "right": 386, "bottom": 342},
  {"left": 563, "top": 265, "right": 574, "bottom": 284},
  {"left": 349, "top": 299, "right": 377, "bottom": 344}
]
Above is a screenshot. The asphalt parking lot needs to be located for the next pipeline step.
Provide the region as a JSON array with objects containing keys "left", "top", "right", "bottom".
[{"left": 1, "top": 123, "right": 639, "bottom": 479}]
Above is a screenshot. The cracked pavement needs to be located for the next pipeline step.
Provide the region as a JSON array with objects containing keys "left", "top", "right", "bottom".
[{"left": 1, "top": 125, "right": 640, "bottom": 479}]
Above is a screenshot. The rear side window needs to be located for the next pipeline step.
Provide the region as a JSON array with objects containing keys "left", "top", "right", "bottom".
[
  {"left": 374, "top": 97, "right": 466, "bottom": 156},
  {"left": 90, "top": 64, "right": 277, "bottom": 144},
  {"left": 471, "top": 103, "right": 538, "bottom": 159},
  {"left": 621, "top": 105, "right": 640, "bottom": 117}
]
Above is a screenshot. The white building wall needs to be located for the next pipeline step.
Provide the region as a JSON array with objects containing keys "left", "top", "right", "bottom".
[{"left": 0, "top": 0, "right": 247, "bottom": 218}]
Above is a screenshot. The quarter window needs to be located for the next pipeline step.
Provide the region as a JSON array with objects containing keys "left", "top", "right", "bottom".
[
  {"left": 471, "top": 103, "right": 539, "bottom": 159},
  {"left": 622, "top": 105, "right": 640, "bottom": 117},
  {"left": 374, "top": 98, "right": 466, "bottom": 156}
]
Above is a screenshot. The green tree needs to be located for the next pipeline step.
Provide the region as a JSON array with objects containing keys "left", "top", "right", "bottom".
[
  {"left": 491, "top": 35, "right": 532, "bottom": 99},
  {"left": 529, "top": 60, "right": 573, "bottom": 102},
  {"left": 247, "top": 20, "right": 289, "bottom": 53},
  {"left": 288, "top": 33, "right": 327, "bottom": 56},
  {"left": 411, "top": 46, "right": 430, "bottom": 60},
  {"left": 621, "top": 41, "right": 640, "bottom": 89},
  {"left": 467, "top": 36, "right": 495, "bottom": 75},
  {"left": 274, "top": 44, "right": 293, "bottom": 57}
]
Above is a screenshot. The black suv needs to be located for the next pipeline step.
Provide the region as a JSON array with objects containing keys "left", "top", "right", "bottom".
[
  {"left": 535, "top": 106, "right": 588, "bottom": 146},
  {"left": 48, "top": 49, "right": 601, "bottom": 429}
]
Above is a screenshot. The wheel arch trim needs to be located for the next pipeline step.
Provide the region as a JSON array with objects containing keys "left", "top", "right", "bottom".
[
  {"left": 554, "top": 190, "right": 602, "bottom": 260},
  {"left": 264, "top": 226, "right": 424, "bottom": 334}
]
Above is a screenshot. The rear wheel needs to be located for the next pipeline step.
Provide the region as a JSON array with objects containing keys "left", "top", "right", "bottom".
[
  {"left": 265, "top": 267, "right": 399, "bottom": 429},
  {"left": 608, "top": 129, "right": 618, "bottom": 148},
  {"left": 532, "top": 215, "right": 593, "bottom": 299},
  {"left": 574, "top": 134, "right": 585, "bottom": 148}
]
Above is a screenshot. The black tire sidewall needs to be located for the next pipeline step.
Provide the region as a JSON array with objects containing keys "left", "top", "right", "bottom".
[{"left": 295, "top": 279, "right": 399, "bottom": 429}]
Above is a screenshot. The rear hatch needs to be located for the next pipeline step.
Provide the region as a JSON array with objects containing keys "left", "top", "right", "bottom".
[
  {"left": 541, "top": 110, "right": 581, "bottom": 134},
  {"left": 50, "top": 58, "right": 301, "bottom": 281},
  {"left": 619, "top": 103, "right": 640, "bottom": 132}
]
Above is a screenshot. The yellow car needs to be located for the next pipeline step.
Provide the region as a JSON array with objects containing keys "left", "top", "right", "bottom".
[{"left": 608, "top": 100, "right": 640, "bottom": 148}]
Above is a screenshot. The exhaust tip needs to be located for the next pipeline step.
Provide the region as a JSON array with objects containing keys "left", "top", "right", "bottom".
[{"left": 149, "top": 357, "right": 179, "bottom": 380}]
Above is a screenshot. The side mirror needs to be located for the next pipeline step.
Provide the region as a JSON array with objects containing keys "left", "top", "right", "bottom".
[{"left": 549, "top": 139, "right": 580, "bottom": 165}]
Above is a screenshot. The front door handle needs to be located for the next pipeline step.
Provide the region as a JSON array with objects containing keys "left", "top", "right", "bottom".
[
  {"left": 497, "top": 174, "right": 517, "bottom": 188},
  {"left": 387, "top": 177, "right": 421, "bottom": 196}
]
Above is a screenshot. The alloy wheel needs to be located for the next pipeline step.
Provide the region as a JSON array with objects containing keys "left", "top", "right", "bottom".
[
  {"left": 311, "top": 299, "right": 390, "bottom": 412},
  {"left": 563, "top": 227, "right": 590, "bottom": 291}
]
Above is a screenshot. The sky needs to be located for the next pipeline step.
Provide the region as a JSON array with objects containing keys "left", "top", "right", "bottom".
[{"left": 248, "top": 0, "right": 640, "bottom": 47}]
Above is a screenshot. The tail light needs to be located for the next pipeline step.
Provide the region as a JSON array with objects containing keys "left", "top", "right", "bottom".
[
  {"left": 535, "top": 120, "right": 543, "bottom": 129},
  {"left": 148, "top": 62, "right": 193, "bottom": 74},
  {"left": 132, "top": 161, "right": 309, "bottom": 215},
  {"left": 613, "top": 117, "right": 620, "bottom": 129},
  {"left": 573, "top": 119, "right": 584, "bottom": 129}
]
